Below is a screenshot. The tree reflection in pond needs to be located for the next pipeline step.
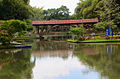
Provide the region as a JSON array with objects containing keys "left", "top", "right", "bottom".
[
  {"left": 32, "top": 40, "right": 74, "bottom": 59},
  {"left": 0, "top": 49, "right": 35, "bottom": 79},
  {"left": 74, "top": 44, "right": 120, "bottom": 79},
  {"left": 1, "top": 41, "right": 120, "bottom": 79}
]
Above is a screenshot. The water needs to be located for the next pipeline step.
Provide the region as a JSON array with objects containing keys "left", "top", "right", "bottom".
[{"left": 0, "top": 40, "right": 120, "bottom": 79}]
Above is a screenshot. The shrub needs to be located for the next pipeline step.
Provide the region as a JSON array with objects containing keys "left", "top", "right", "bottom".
[
  {"left": 0, "top": 30, "right": 12, "bottom": 44},
  {"left": 95, "top": 21, "right": 117, "bottom": 32},
  {"left": 23, "top": 19, "right": 33, "bottom": 32},
  {"left": 70, "top": 24, "right": 86, "bottom": 36},
  {"left": 0, "top": 20, "right": 27, "bottom": 36},
  {"left": 78, "top": 36, "right": 85, "bottom": 40}
]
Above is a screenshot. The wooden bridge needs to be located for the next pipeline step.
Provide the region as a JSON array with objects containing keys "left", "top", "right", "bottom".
[{"left": 32, "top": 18, "right": 98, "bottom": 39}]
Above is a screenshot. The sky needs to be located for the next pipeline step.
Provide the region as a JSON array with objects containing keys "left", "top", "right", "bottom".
[{"left": 30, "top": 0, "right": 80, "bottom": 14}]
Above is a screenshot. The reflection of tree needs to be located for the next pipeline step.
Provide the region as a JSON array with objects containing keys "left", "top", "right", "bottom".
[
  {"left": 0, "top": 49, "right": 35, "bottom": 79},
  {"left": 33, "top": 41, "right": 73, "bottom": 51},
  {"left": 74, "top": 44, "right": 120, "bottom": 79},
  {"left": 32, "top": 41, "right": 74, "bottom": 59}
]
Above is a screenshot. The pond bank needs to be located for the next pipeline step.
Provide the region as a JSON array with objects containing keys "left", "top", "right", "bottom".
[
  {"left": 0, "top": 44, "right": 32, "bottom": 49},
  {"left": 67, "top": 39, "right": 120, "bottom": 43}
]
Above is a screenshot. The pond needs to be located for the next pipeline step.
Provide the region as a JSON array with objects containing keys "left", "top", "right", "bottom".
[{"left": 0, "top": 40, "right": 120, "bottom": 79}]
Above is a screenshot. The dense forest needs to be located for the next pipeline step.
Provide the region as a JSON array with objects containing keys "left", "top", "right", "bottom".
[
  {"left": 75, "top": 0, "right": 120, "bottom": 32},
  {"left": 0, "top": 0, "right": 32, "bottom": 20},
  {"left": 0, "top": 0, "right": 119, "bottom": 22},
  {"left": 0, "top": 0, "right": 70, "bottom": 20}
]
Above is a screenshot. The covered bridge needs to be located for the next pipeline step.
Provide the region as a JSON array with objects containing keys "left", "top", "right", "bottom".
[{"left": 32, "top": 18, "right": 98, "bottom": 36}]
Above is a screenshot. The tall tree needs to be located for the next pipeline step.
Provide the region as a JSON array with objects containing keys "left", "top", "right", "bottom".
[
  {"left": 30, "top": 7, "right": 44, "bottom": 21},
  {"left": 75, "top": 0, "right": 100, "bottom": 19},
  {"left": 0, "top": 0, "right": 32, "bottom": 20},
  {"left": 23, "top": 0, "right": 30, "bottom": 4},
  {"left": 42, "top": 5, "right": 70, "bottom": 20},
  {"left": 95, "top": 0, "right": 120, "bottom": 29}
]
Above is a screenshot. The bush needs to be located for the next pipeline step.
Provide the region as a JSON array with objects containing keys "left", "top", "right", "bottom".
[
  {"left": 18, "top": 31, "right": 28, "bottom": 36},
  {"left": 70, "top": 24, "right": 86, "bottom": 36},
  {"left": 0, "top": 20, "right": 27, "bottom": 36},
  {"left": 23, "top": 19, "right": 33, "bottom": 32},
  {"left": 0, "top": 30, "right": 12, "bottom": 44},
  {"left": 78, "top": 36, "right": 85, "bottom": 40},
  {"left": 95, "top": 21, "right": 117, "bottom": 32}
]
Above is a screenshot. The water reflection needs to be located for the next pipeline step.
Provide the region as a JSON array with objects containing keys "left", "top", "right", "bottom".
[
  {"left": 0, "top": 49, "right": 35, "bottom": 79},
  {"left": 33, "top": 56, "right": 88, "bottom": 79},
  {"left": 32, "top": 41, "right": 74, "bottom": 59},
  {"left": 32, "top": 41, "right": 120, "bottom": 79},
  {"left": 106, "top": 45, "right": 113, "bottom": 54},
  {"left": 1, "top": 41, "right": 120, "bottom": 79},
  {"left": 74, "top": 44, "right": 120, "bottom": 79}
]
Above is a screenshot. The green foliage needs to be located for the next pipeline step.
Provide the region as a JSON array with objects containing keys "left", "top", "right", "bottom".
[
  {"left": 23, "top": 19, "right": 33, "bottom": 32},
  {"left": 0, "top": 20, "right": 27, "bottom": 36},
  {"left": 29, "top": 5, "right": 70, "bottom": 21},
  {"left": 69, "top": 14, "right": 78, "bottom": 19},
  {"left": 70, "top": 24, "right": 86, "bottom": 36},
  {"left": 95, "top": 0, "right": 120, "bottom": 26},
  {"left": 75, "top": 0, "right": 119, "bottom": 33},
  {"left": 18, "top": 31, "right": 28, "bottom": 36},
  {"left": 0, "top": 0, "right": 32, "bottom": 20},
  {"left": 43, "top": 5, "right": 70, "bottom": 20},
  {"left": 95, "top": 21, "right": 117, "bottom": 32},
  {"left": 75, "top": 0, "right": 99, "bottom": 19},
  {"left": 30, "top": 7, "right": 44, "bottom": 21},
  {"left": 94, "top": 22, "right": 106, "bottom": 32},
  {"left": 23, "top": 0, "right": 30, "bottom": 4},
  {"left": 0, "top": 30, "right": 12, "bottom": 44}
]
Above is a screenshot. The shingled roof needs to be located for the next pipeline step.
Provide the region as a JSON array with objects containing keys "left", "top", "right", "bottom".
[{"left": 32, "top": 18, "right": 98, "bottom": 26}]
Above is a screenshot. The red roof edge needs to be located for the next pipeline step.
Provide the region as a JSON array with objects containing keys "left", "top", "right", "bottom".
[{"left": 32, "top": 18, "right": 99, "bottom": 25}]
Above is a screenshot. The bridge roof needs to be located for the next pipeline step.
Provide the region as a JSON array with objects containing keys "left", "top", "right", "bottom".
[{"left": 32, "top": 18, "right": 98, "bottom": 26}]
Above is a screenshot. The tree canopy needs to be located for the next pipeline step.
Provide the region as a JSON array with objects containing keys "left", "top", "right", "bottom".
[
  {"left": 42, "top": 5, "right": 70, "bottom": 20},
  {"left": 29, "top": 7, "right": 44, "bottom": 21},
  {"left": 75, "top": 0, "right": 100, "bottom": 19},
  {"left": 75, "top": 0, "right": 120, "bottom": 32},
  {"left": 0, "top": 0, "right": 32, "bottom": 20}
]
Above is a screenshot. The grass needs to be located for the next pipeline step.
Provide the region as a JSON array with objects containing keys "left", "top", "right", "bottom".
[{"left": 67, "top": 39, "right": 120, "bottom": 43}]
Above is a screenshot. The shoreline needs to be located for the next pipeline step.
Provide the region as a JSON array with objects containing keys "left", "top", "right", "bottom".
[{"left": 67, "top": 39, "right": 120, "bottom": 43}]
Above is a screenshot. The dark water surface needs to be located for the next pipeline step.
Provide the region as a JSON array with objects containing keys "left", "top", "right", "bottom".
[{"left": 0, "top": 40, "right": 120, "bottom": 79}]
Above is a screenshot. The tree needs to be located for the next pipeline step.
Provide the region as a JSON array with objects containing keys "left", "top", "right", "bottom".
[
  {"left": 95, "top": 0, "right": 120, "bottom": 28},
  {"left": 0, "top": 30, "right": 12, "bottom": 44},
  {"left": 0, "top": 20, "right": 27, "bottom": 37},
  {"left": 57, "top": 5, "right": 70, "bottom": 20},
  {"left": 75, "top": 0, "right": 100, "bottom": 19},
  {"left": 30, "top": 7, "right": 44, "bottom": 21},
  {"left": 95, "top": 21, "right": 117, "bottom": 32},
  {"left": 75, "top": 0, "right": 120, "bottom": 33},
  {"left": 23, "top": 19, "right": 33, "bottom": 32},
  {"left": 0, "top": 0, "right": 32, "bottom": 20},
  {"left": 42, "top": 5, "right": 70, "bottom": 20},
  {"left": 70, "top": 24, "right": 86, "bottom": 39},
  {"left": 23, "top": 0, "right": 30, "bottom": 4}
]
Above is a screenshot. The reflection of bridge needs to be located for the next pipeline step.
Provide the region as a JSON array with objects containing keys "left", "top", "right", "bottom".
[
  {"left": 33, "top": 50, "right": 73, "bottom": 57},
  {"left": 32, "top": 18, "right": 98, "bottom": 39}
]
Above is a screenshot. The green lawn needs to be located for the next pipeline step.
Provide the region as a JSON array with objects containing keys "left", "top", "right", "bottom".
[{"left": 67, "top": 39, "right": 120, "bottom": 43}]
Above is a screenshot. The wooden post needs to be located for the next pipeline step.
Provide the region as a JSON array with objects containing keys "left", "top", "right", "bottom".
[{"left": 37, "top": 26, "right": 40, "bottom": 34}]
